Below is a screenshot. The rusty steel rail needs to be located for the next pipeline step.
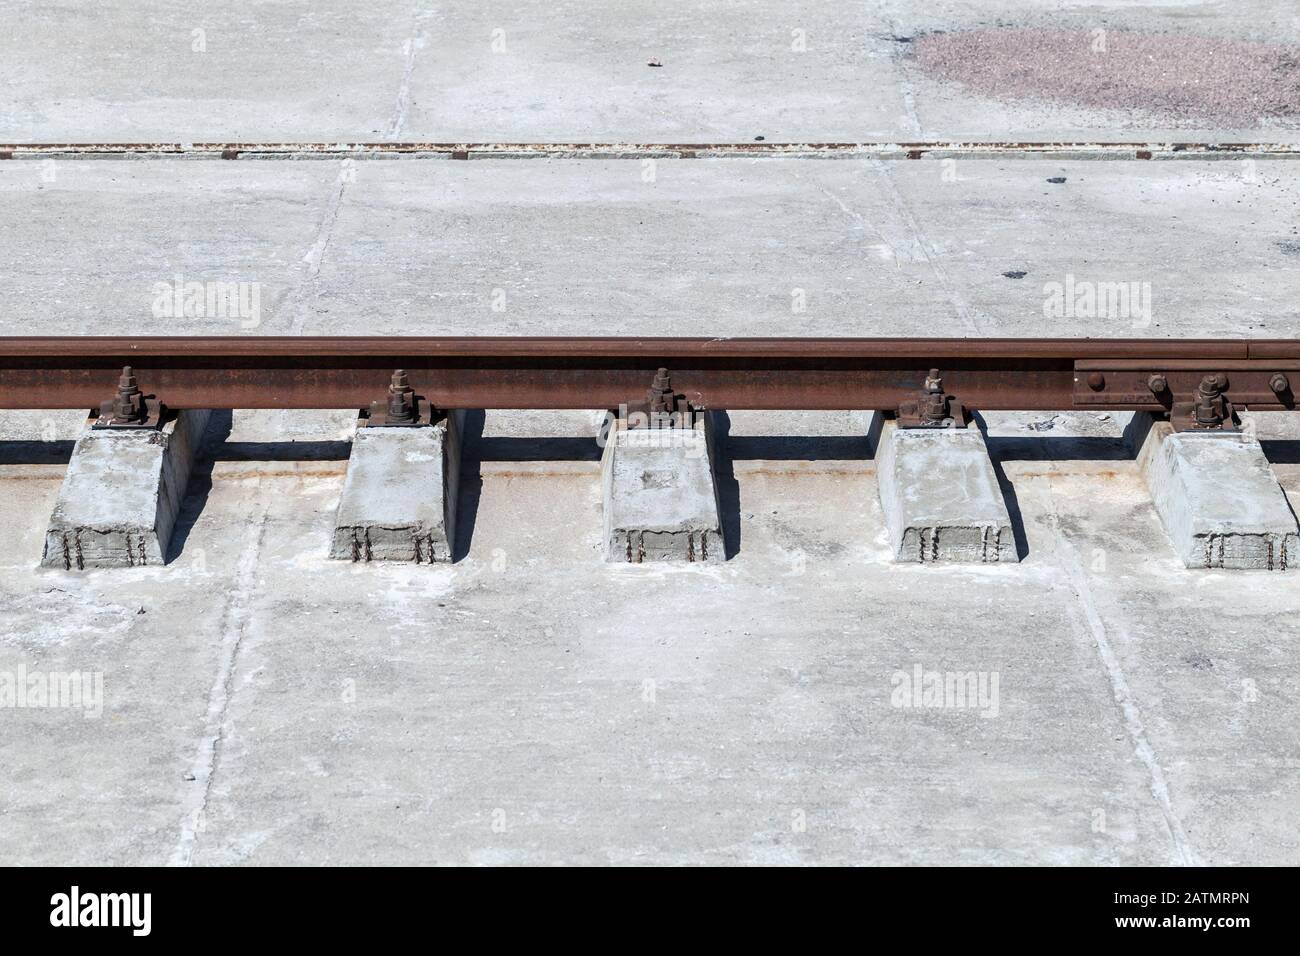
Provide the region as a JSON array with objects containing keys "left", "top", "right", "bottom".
[{"left": 0, "top": 336, "right": 1298, "bottom": 413}]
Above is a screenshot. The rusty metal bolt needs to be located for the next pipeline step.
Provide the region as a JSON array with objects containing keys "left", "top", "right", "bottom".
[
  {"left": 111, "top": 366, "right": 145, "bottom": 423},
  {"left": 1147, "top": 374, "right": 1168, "bottom": 394},
  {"left": 1086, "top": 371, "right": 1105, "bottom": 391},
  {"left": 1270, "top": 373, "right": 1290, "bottom": 394},
  {"left": 920, "top": 369, "right": 950, "bottom": 423},
  {"left": 1193, "top": 373, "right": 1229, "bottom": 428},
  {"left": 648, "top": 367, "right": 674, "bottom": 415},
  {"left": 915, "top": 369, "right": 956, "bottom": 424},
  {"left": 386, "top": 369, "right": 416, "bottom": 424}
]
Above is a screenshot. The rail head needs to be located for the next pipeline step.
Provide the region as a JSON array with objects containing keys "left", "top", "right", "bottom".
[{"left": 0, "top": 335, "right": 1274, "bottom": 360}]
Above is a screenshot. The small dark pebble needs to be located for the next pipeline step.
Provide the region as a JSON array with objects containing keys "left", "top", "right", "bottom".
[
  {"left": 1002, "top": 270, "right": 1028, "bottom": 279},
  {"left": 1047, "top": 176, "right": 1067, "bottom": 184},
  {"left": 647, "top": 58, "right": 662, "bottom": 67},
  {"left": 754, "top": 135, "right": 765, "bottom": 141}
]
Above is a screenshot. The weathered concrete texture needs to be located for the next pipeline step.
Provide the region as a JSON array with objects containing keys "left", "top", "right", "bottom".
[
  {"left": 3, "top": 158, "right": 1298, "bottom": 340},
  {"left": 6, "top": 449, "right": 1300, "bottom": 864},
  {"left": 331, "top": 412, "right": 462, "bottom": 563},
  {"left": 872, "top": 420, "right": 1016, "bottom": 563},
  {"left": 602, "top": 415, "right": 722, "bottom": 563},
  {"left": 1133, "top": 415, "right": 1298, "bottom": 570},
  {"left": 40, "top": 410, "right": 211, "bottom": 569},
  {"left": 2, "top": 1, "right": 1296, "bottom": 143},
  {"left": 6, "top": 401, "right": 1300, "bottom": 865}
]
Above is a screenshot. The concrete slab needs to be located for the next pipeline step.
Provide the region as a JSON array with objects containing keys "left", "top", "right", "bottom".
[
  {"left": 4, "top": 440, "right": 1300, "bottom": 863},
  {"left": 601, "top": 415, "right": 722, "bottom": 562},
  {"left": 1133, "top": 415, "right": 1298, "bottom": 570},
  {"left": 2, "top": 1, "right": 1296, "bottom": 143},
  {"left": 331, "top": 413, "right": 462, "bottom": 563},
  {"left": 1, "top": 158, "right": 1297, "bottom": 340},
  {"left": 39, "top": 411, "right": 210, "bottom": 570},
  {"left": 872, "top": 420, "right": 1016, "bottom": 563}
]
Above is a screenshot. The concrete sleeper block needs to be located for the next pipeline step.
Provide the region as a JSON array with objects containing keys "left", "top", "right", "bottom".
[
  {"left": 1134, "top": 413, "right": 1298, "bottom": 570},
  {"left": 330, "top": 410, "right": 462, "bottom": 563},
  {"left": 41, "top": 409, "right": 212, "bottom": 570},
  {"left": 601, "top": 413, "right": 723, "bottom": 563},
  {"left": 872, "top": 421, "right": 1016, "bottom": 564}
]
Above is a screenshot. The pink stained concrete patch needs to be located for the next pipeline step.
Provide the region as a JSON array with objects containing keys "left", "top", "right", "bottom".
[{"left": 914, "top": 28, "right": 1300, "bottom": 127}]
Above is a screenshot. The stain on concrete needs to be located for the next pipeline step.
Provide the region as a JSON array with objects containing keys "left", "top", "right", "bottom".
[{"left": 914, "top": 28, "right": 1300, "bottom": 125}]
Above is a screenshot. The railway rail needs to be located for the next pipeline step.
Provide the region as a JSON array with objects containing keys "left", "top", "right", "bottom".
[{"left": 0, "top": 337, "right": 1297, "bottom": 428}]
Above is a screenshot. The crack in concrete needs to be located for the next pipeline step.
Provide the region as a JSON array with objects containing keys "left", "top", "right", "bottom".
[
  {"left": 169, "top": 508, "right": 269, "bottom": 867},
  {"left": 1042, "top": 476, "right": 1200, "bottom": 866},
  {"left": 285, "top": 169, "right": 349, "bottom": 336},
  {"left": 385, "top": 8, "right": 433, "bottom": 141},
  {"left": 867, "top": 157, "right": 981, "bottom": 335},
  {"left": 886, "top": 17, "right": 924, "bottom": 138}
]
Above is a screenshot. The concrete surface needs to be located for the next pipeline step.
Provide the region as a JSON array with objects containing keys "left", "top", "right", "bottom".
[
  {"left": 40, "top": 410, "right": 211, "bottom": 569},
  {"left": 1, "top": 158, "right": 1298, "bottom": 339},
  {"left": 2, "top": 1, "right": 1297, "bottom": 143},
  {"left": 2, "top": 408, "right": 1299, "bottom": 864},
  {"left": 331, "top": 414, "right": 462, "bottom": 563},
  {"left": 601, "top": 415, "right": 722, "bottom": 563},
  {"left": 1135, "top": 416, "right": 1299, "bottom": 570},
  {"left": 3, "top": 0, "right": 1300, "bottom": 868},
  {"left": 873, "top": 420, "right": 1016, "bottom": 563}
]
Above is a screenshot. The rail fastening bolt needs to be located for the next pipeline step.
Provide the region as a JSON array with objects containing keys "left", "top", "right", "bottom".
[
  {"left": 1086, "top": 372, "right": 1105, "bottom": 391},
  {"left": 1270, "top": 373, "right": 1290, "bottom": 394},
  {"left": 1147, "top": 374, "right": 1168, "bottom": 394},
  {"left": 387, "top": 369, "right": 416, "bottom": 424}
]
